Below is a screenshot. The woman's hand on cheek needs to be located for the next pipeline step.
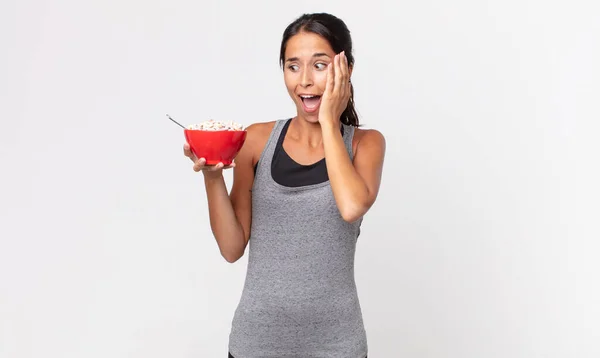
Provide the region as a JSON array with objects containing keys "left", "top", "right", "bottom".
[{"left": 318, "top": 51, "right": 351, "bottom": 129}]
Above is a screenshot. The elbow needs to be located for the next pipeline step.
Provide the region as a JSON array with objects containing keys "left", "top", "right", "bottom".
[
  {"left": 220, "top": 240, "right": 246, "bottom": 263},
  {"left": 338, "top": 187, "right": 376, "bottom": 223},
  {"left": 217, "top": 227, "right": 248, "bottom": 263},
  {"left": 339, "top": 194, "right": 376, "bottom": 223},
  {"left": 224, "top": 256, "right": 240, "bottom": 264},
  {"left": 222, "top": 250, "right": 243, "bottom": 263},
  {"left": 340, "top": 204, "right": 367, "bottom": 223}
]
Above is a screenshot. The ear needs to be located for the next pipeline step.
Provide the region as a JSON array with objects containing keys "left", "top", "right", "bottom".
[{"left": 348, "top": 64, "right": 353, "bottom": 79}]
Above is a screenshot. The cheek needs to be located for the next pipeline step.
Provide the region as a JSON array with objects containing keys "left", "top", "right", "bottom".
[
  {"left": 314, "top": 71, "right": 328, "bottom": 88},
  {"left": 283, "top": 74, "right": 294, "bottom": 92},
  {"left": 283, "top": 74, "right": 299, "bottom": 102}
]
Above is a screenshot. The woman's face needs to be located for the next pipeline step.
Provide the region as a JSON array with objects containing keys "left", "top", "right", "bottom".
[{"left": 283, "top": 31, "right": 337, "bottom": 122}]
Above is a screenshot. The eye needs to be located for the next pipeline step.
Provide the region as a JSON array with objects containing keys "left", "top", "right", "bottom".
[
  {"left": 287, "top": 64, "right": 299, "bottom": 71},
  {"left": 315, "top": 63, "right": 327, "bottom": 70}
]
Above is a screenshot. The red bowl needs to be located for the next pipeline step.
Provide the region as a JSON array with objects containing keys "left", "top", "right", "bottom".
[{"left": 184, "top": 129, "right": 247, "bottom": 166}]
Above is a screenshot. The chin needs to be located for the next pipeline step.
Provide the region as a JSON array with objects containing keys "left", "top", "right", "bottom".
[
  {"left": 296, "top": 108, "right": 320, "bottom": 123},
  {"left": 304, "top": 115, "right": 320, "bottom": 124}
]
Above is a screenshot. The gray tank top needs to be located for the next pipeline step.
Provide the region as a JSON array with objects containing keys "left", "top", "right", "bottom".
[{"left": 228, "top": 119, "right": 368, "bottom": 358}]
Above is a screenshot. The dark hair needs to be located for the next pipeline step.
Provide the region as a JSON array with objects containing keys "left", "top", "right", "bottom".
[{"left": 279, "top": 13, "right": 360, "bottom": 127}]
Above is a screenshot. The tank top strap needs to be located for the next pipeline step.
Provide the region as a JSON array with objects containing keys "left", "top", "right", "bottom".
[
  {"left": 342, "top": 123, "right": 356, "bottom": 161},
  {"left": 254, "top": 119, "right": 288, "bottom": 178}
]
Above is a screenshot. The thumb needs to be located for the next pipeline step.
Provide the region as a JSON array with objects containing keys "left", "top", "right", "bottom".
[{"left": 183, "top": 143, "right": 196, "bottom": 159}]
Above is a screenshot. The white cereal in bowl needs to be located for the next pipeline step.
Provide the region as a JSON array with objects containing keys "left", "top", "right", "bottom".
[{"left": 187, "top": 119, "right": 245, "bottom": 131}]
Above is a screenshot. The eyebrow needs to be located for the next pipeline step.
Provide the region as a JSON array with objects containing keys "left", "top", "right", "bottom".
[{"left": 285, "top": 52, "right": 330, "bottom": 62}]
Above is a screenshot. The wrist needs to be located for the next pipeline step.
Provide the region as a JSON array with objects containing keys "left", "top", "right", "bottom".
[
  {"left": 320, "top": 119, "right": 341, "bottom": 135},
  {"left": 202, "top": 170, "right": 224, "bottom": 183},
  {"left": 319, "top": 117, "right": 340, "bottom": 131}
]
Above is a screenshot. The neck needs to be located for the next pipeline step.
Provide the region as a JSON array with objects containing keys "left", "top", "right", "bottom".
[{"left": 289, "top": 115, "right": 327, "bottom": 148}]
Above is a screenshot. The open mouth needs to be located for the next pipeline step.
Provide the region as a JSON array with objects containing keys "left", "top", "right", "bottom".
[{"left": 300, "top": 95, "right": 322, "bottom": 111}]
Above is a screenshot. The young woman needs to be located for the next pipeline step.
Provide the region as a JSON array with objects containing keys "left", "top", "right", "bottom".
[{"left": 183, "top": 13, "right": 386, "bottom": 358}]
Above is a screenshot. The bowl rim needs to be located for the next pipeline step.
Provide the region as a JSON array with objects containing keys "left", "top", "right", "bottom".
[{"left": 184, "top": 128, "right": 247, "bottom": 132}]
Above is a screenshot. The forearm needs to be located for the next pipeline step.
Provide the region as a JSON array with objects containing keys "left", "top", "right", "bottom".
[
  {"left": 321, "top": 122, "right": 370, "bottom": 222},
  {"left": 203, "top": 173, "right": 246, "bottom": 262}
]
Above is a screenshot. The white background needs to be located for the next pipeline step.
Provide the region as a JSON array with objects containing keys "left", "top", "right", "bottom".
[{"left": 1, "top": 0, "right": 599, "bottom": 357}]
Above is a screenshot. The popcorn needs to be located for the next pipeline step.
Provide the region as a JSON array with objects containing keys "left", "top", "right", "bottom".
[{"left": 187, "top": 119, "right": 245, "bottom": 131}]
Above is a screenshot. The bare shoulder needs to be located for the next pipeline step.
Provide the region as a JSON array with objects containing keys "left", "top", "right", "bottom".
[
  {"left": 348, "top": 126, "right": 386, "bottom": 208},
  {"left": 352, "top": 127, "right": 386, "bottom": 159},
  {"left": 244, "top": 121, "right": 277, "bottom": 166},
  {"left": 246, "top": 120, "right": 277, "bottom": 140}
]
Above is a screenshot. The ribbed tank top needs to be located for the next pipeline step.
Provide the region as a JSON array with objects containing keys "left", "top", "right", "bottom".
[{"left": 228, "top": 119, "right": 368, "bottom": 358}]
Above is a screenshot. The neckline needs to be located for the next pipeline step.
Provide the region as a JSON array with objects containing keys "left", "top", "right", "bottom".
[
  {"left": 278, "top": 118, "right": 346, "bottom": 166},
  {"left": 266, "top": 118, "right": 336, "bottom": 192},
  {"left": 279, "top": 118, "right": 328, "bottom": 168}
]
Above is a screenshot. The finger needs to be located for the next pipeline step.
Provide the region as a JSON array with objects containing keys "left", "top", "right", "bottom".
[
  {"left": 333, "top": 54, "right": 341, "bottom": 97},
  {"left": 341, "top": 51, "right": 350, "bottom": 91},
  {"left": 341, "top": 51, "right": 349, "bottom": 78},
  {"left": 325, "top": 61, "right": 334, "bottom": 96},
  {"left": 193, "top": 158, "right": 206, "bottom": 172},
  {"left": 210, "top": 162, "right": 224, "bottom": 171},
  {"left": 342, "top": 52, "right": 351, "bottom": 101},
  {"left": 184, "top": 143, "right": 198, "bottom": 162},
  {"left": 344, "top": 52, "right": 352, "bottom": 97},
  {"left": 183, "top": 143, "right": 192, "bottom": 157},
  {"left": 338, "top": 53, "right": 346, "bottom": 97}
]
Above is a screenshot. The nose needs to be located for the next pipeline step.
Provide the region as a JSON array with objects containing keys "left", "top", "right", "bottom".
[{"left": 300, "top": 67, "right": 313, "bottom": 88}]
